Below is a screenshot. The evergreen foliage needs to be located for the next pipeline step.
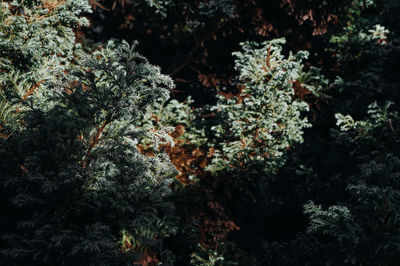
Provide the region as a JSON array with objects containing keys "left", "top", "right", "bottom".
[
  {"left": 0, "top": 0, "right": 91, "bottom": 136},
  {"left": 2, "top": 0, "right": 400, "bottom": 265},
  {"left": 253, "top": 1, "right": 400, "bottom": 264},
  {"left": 86, "top": 0, "right": 355, "bottom": 106},
  {"left": 301, "top": 102, "right": 400, "bottom": 265},
  {"left": 0, "top": 2, "right": 177, "bottom": 264},
  {"left": 137, "top": 1, "right": 400, "bottom": 264},
  {"left": 207, "top": 39, "right": 311, "bottom": 177},
  {"left": 143, "top": 39, "right": 323, "bottom": 264},
  {"left": 0, "top": 39, "right": 177, "bottom": 265}
]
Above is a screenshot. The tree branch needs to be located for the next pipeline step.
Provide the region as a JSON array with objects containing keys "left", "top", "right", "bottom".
[{"left": 82, "top": 115, "right": 112, "bottom": 169}]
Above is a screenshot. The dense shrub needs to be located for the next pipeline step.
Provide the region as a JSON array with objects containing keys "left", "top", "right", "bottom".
[{"left": 1, "top": 1, "right": 176, "bottom": 264}]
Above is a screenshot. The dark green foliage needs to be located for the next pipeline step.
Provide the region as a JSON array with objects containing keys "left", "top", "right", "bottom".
[
  {"left": 302, "top": 102, "right": 400, "bottom": 265},
  {"left": 0, "top": 0, "right": 91, "bottom": 136},
  {"left": 2, "top": 0, "right": 400, "bottom": 265},
  {"left": 86, "top": 0, "right": 358, "bottom": 106},
  {"left": 142, "top": 38, "right": 324, "bottom": 265},
  {"left": 249, "top": 2, "right": 400, "bottom": 265},
  {"left": 1, "top": 26, "right": 177, "bottom": 266},
  {"left": 207, "top": 39, "right": 311, "bottom": 177},
  {"left": 140, "top": 1, "right": 400, "bottom": 264}
]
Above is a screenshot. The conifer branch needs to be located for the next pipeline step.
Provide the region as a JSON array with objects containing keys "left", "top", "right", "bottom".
[{"left": 83, "top": 114, "right": 113, "bottom": 169}]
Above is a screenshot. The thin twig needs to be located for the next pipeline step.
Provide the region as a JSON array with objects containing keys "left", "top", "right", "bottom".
[{"left": 82, "top": 115, "right": 112, "bottom": 169}]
